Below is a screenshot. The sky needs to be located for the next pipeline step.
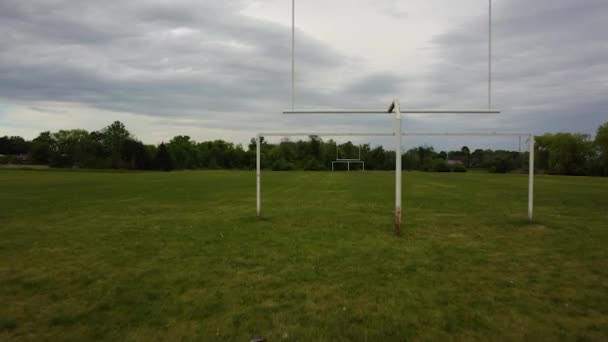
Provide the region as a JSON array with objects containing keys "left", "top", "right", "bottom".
[{"left": 0, "top": 0, "right": 606, "bottom": 151}]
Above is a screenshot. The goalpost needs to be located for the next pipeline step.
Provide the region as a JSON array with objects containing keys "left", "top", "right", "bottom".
[
  {"left": 255, "top": 1, "right": 533, "bottom": 235},
  {"left": 333, "top": 144, "right": 364, "bottom": 172},
  {"left": 332, "top": 160, "right": 365, "bottom": 172},
  {"left": 256, "top": 131, "right": 535, "bottom": 228}
]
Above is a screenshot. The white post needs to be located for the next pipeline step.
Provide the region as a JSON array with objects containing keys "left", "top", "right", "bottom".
[
  {"left": 394, "top": 100, "right": 402, "bottom": 235},
  {"left": 291, "top": 0, "right": 295, "bottom": 111},
  {"left": 348, "top": 161, "right": 350, "bottom": 172},
  {"left": 488, "top": 0, "right": 492, "bottom": 109},
  {"left": 256, "top": 135, "right": 261, "bottom": 217},
  {"left": 528, "top": 134, "right": 534, "bottom": 222}
]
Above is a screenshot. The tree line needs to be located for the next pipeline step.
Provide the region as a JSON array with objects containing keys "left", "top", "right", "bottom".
[{"left": 1, "top": 121, "right": 607, "bottom": 176}]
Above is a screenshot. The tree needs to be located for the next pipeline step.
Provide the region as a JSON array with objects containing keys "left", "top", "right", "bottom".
[
  {"left": 339, "top": 141, "right": 357, "bottom": 159},
  {"left": 403, "top": 149, "right": 420, "bottom": 170},
  {"left": 368, "top": 146, "right": 387, "bottom": 170},
  {"left": 536, "top": 133, "right": 592, "bottom": 175},
  {"left": 206, "top": 140, "right": 236, "bottom": 169},
  {"left": 471, "top": 149, "right": 484, "bottom": 168},
  {"left": 122, "top": 139, "right": 152, "bottom": 170},
  {"left": 595, "top": 122, "right": 608, "bottom": 154},
  {"left": 248, "top": 136, "right": 266, "bottom": 151},
  {"left": 278, "top": 138, "right": 296, "bottom": 163},
  {"left": 0, "top": 136, "right": 29, "bottom": 155},
  {"left": 50, "top": 129, "right": 90, "bottom": 167},
  {"left": 417, "top": 145, "right": 435, "bottom": 164},
  {"left": 86, "top": 131, "right": 110, "bottom": 168},
  {"left": 461, "top": 146, "right": 471, "bottom": 167},
  {"left": 168, "top": 135, "right": 198, "bottom": 169},
  {"left": 5, "top": 120, "right": 608, "bottom": 175},
  {"left": 101, "top": 121, "right": 131, "bottom": 168},
  {"left": 29, "top": 132, "right": 54, "bottom": 164},
  {"left": 272, "top": 158, "right": 296, "bottom": 171},
  {"left": 154, "top": 143, "right": 174, "bottom": 171},
  {"left": 303, "top": 158, "right": 323, "bottom": 171},
  {"left": 489, "top": 155, "right": 514, "bottom": 173},
  {"left": 309, "top": 135, "right": 321, "bottom": 160},
  {"left": 595, "top": 122, "right": 608, "bottom": 176},
  {"left": 416, "top": 145, "right": 436, "bottom": 171},
  {"left": 0, "top": 136, "right": 7, "bottom": 154}
]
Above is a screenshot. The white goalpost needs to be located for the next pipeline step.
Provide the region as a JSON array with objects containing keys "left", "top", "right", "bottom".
[
  {"left": 256, "top": 132, "right": 535, "bottom": 228},
  {"left": 332, "top": 160, "right": 365, "bottom": 172},
  {"left": 256, "top": 1, "right": 533, "bottom": 235},
  {"left": 333, "top": 144, "right": 364, "bottom": 172}
]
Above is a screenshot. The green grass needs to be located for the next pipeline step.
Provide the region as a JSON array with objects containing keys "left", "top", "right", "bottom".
[{"left": 1, "top": 170, "right": 607, "bottom": 341}]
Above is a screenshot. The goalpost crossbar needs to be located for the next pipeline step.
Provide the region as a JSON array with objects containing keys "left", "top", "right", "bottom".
[
  {"left": 258, "top": 132, "right": 530, "bottom": 137},
  {"left": 283, "top": 109, "right": 501, "bottom": 115}
]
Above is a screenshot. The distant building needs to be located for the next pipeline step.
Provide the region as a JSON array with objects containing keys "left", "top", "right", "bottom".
[{"left": 447, "top": 160, "right": 463, "bottom": 166}]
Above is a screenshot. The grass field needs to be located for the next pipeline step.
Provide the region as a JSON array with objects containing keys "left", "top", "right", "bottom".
[{"left": 1, "top": 170, "right": 607, "bottom": 341}]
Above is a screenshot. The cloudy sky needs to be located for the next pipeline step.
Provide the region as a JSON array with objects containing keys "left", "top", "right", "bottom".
[{"left": 0, "top": 0, "right": 606, "bottom": 150}]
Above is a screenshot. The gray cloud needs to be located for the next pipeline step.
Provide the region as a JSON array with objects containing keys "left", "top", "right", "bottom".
[
  {"left": 0, "top": 1, "right": 344, "bottom": 118},
  {"left": 0, "top": 0, "right": 606, "bottom": 149},
  {"left": 414, "top": 0, "right": 608, "bottom": 138}
]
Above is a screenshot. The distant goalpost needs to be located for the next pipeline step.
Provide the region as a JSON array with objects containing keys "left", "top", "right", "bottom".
[
  {"left": 256, "top": 0, "right": 534, "bottom": 235},
  {"left": 333, "top": 144, "right": 364, "bottom": 172}
]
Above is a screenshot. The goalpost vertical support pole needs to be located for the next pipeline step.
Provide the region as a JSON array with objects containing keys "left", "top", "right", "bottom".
[
  {"left": 528, "top": 134, "right": 535, "bottom": 222},
  {"left": 256, "top": 135, "right": 261, "bottom": 217},
  {"left": 291, "top": 0, "right": 295, "bottom": 111},
  {"left": 488, "top": 0, "right": 492, "bottom": 110},
  {"left": 394, "top": 100, "right": 402, "bottom": 235}
]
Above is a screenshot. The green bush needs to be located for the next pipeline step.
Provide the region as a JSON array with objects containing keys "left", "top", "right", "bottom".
[
  {"left": 272, "top": 158, "right": 296, "bottom": 171},
  {"left": 421, "top": 162, "right": 433, "bottom": 172},
  {"left": 489, "top": 156, "right": 514, "bottom": 173},
  {"left": 432, "top": 160, "right": 451, "bottom": 172},
  {"left": 0, "top": 155, "right": 27, "bottom": 165},
  {"left": 452, "top": 164, "right": 467, "bottom": 172},
  {"left": 303, "top": 158, "right": 324, "bottom": 171}
]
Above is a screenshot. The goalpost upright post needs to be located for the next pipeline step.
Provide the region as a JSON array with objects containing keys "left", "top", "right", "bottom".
[
  {"left": 256, "top": 134, "right": 261, "bottom": 217},
  {"left": 529, "top": 134, "right": 535, "bottom": 221},
  {"left": 393, "top": 100, "right": 403, "bottom": 234}
]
